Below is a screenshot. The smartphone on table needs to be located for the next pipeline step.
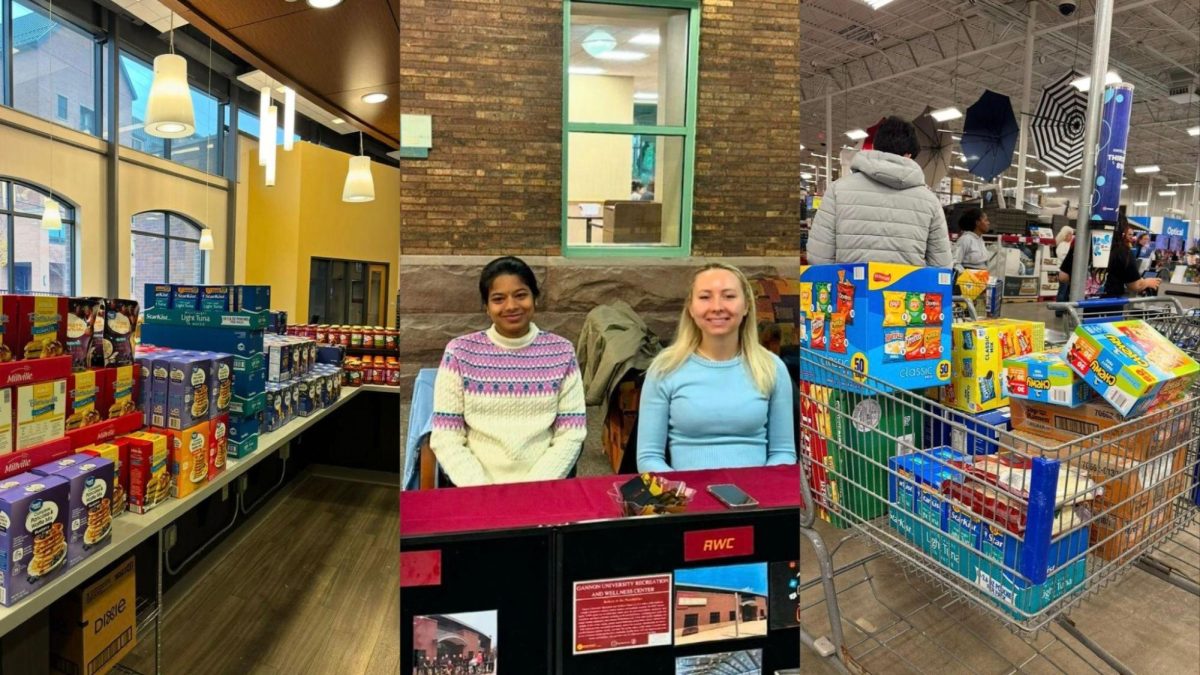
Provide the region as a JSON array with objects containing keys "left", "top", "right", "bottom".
[{"left": 707, "top": 484, "right": 758, "bottom": 509}]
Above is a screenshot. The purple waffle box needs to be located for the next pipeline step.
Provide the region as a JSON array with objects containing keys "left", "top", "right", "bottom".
[
  {"left": 0, "top": 474, "right": 70, "bottom": 606},
  {"left": 167, "top": 353, "right": 213, "bottom": 430},
  {"left": 33, "top": 454, "right": 115, "bottom": 566}
]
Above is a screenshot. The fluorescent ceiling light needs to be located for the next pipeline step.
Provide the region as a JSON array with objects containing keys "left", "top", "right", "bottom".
[
  {"left": 1133, "top": 201, "right": 1149, "bottom": 206},
  {"left": 1187, "top": 126, "right": 1199, "bottom": 137},
  {"left": 307, "top": 0, "right": 343, "bottom": 7},
  {"left": 1070, "top": 71, "right": 1121, "bottom": 91},
  {"left": 633, "top": 92, "right": 659, "bottom": 101},
  {"left": 845, "top": 129, "right": 868, "bottom": 140},
  {"left": 1165, "top": 182, "right": 1193, "bottom": 187},
  {"left": 331, "top": 118, "right": 344, "bottom": 125},
  {"left": 1044, "top": 170, "right": 1062, "bottom": 177},
  {"left": 1040, "top": 187, "right": 1057, "bottom": 193},
  {"left": 361, "top": 92, "right": 388, "bottom": 104},
  {"left": 628, "top": 33, "right": 661, "bottom": 46},
  {"left": 1159, "top": 191, "right": 1177, "bottom": 196},
  {"left": 951, "top": 135, "right": 962, "bottom": 140},
  {"left": 1023, "top": 166, "right": 1038, "bottom": 173},
  {"left": 568, "top": 66, "right": 605, "bottom": 75},
  {"left": 864, "top": 0, "right": 896, "bottom": 8},
  {"left": 594, "top": 51, "right": 647, "bottom": 61},
  {"left": 1133, "top": 165, "right": 1160, "bottom": 174},
  {"left": 930, "top": 107, "right": 962, "bottom": 122},
  {"left": 801, "top": 173, "right": 814, "bottom": 179},
  {"left": 582, "top": 30, "right": 617, "bottom": 57}
]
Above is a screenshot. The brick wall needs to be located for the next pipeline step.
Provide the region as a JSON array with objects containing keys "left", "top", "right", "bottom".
[{"left": 398, "top": 0, "right": 800, "bottom": 257}]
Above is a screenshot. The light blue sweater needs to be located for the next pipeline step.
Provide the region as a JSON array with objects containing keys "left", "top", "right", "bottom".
[{"left": 636, "top": 353, "right": 796, "bottom": 473}]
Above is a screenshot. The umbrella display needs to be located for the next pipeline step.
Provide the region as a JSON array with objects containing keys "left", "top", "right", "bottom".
[
  {"left": 1032, "top": 71, "right": 1087, "bottom": 174},
  {"left": 961, "top": 90, "right": 1020, "bottom": 182},
  {"left": 912, "top": 106, "right": 955, "bottom": 187}
]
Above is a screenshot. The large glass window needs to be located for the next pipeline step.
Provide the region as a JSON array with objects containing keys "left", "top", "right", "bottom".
[
  {"left": 11, "top": 0, "right": 100, "bottom": 135},
  {"left": 0, "top": 179, "right": 77, "bottom": 294},
  {"left": 118, "top": 51, "right": 222, "bottom": 173},
  {"left": 130, "top": 211, "right": 206, "bottom": 298},
  {"left": 563, "top": 1, "right": 697, "bottom": 255}
]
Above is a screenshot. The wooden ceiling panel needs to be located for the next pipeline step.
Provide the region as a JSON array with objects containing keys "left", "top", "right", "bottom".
[{"left": 162, "top": 0, "right": 399, "bottom": 147}]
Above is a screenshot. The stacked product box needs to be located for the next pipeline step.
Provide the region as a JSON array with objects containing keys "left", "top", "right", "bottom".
[
  {"left": 265, "top": 334, "right": 318, "bottom": 383},
  {"left": 924, "top": 406, "right": 1012, "bottom": 457},
  {"left": 1003, "top": 351, "right": 1092, "bottom": 408},
  {"left": 799, "top": 263, "right": 953, "bottom": 394},
  {"left": 944, "top": 319, "right": 1045, "bottom": 414},
  {"left": 1063, "top": 320, "right": 1199, "bottom": 417},
  {"left": 141, "top": 284, "right": 270, "bottom": 459}
]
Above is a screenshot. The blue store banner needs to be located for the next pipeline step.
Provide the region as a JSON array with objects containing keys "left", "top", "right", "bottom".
[{"left": 1091, "top": 83, "right": 1134, "bottom": 223}]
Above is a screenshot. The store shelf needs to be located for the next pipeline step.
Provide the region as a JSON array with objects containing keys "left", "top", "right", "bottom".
[
  {"left": 344, "top": 346, "right": 400, "bottom": 357},
  {"left": 0, "top": 384, "right": 400, "bottom": 638}
]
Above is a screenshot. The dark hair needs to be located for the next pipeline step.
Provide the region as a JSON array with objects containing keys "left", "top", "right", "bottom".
[
  {"left": 873, "top": 116, "right": 921, "bottom": 159},
  {"left": 631, "top": 180, "right": 643, "bottom": 192},
  {"left": 958, "top": 207, "right": 984, "bottom": 233},
  {"left": 479, "top": 256, "right": 540, "bottom": 305}
]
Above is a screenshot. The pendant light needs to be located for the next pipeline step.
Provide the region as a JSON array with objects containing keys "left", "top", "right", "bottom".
[
  {"left": 342, "top": 133, "right": 375, "bottom": 202},
  {"left": 258, "top": 86, "right": 271, "bottom": 166},
  {"left": 144, "top": 12, "right": 195, "bottom": 138},
  {"left": 283, "top": 87, "right": 296, "bottom": 151},
  {"left": 199, "top": 228, "right": 214, "bottom": 250},
  {"left": 265, "top": 105, "right": 278, "bottom": 187},
  {"left": 198, "top": 37, "right": 214, "bottom": 253},
  {"left": 41, "top": 0, "right": 61, "bottom": 231}
]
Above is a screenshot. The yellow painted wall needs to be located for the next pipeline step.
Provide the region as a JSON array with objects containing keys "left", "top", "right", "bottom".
[
  {"left": 567, "top": 75, "right": 634, "bottom": 203},
  {"left": 242, "top": 140, "right": 399, "bottom": 326},
  {"left": 0, "top": 107, "right": 231, "bottom": 298}
]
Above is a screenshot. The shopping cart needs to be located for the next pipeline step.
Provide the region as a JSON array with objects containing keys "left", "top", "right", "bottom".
[
  {"left": 1047, "top": 296, "right": 1200, "bottom": 598},
  {"left": 799, "top": 296, "right": 1199, "bottom": 674}
]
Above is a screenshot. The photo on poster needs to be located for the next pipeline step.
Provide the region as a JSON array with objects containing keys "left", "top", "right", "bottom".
[
  {"left": 412, "top": 611, "right": 498, "bottom": 674},
  {"left": 768, "top": 560, "right": 800, "bottom": 630},
  {"left": 673, "top": 562, "right": 769, "bottom": 645},
  {"left": 675, "top": 648, "right": 763, "bottom": 674},
  {"left": 572, "top": 573, "right": 673, "bottom": 655}
]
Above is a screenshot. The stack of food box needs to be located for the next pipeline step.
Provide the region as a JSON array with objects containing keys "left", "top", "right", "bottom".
[
  {"left": 944, "top": 318, "right": 1045, "bottom": 413},
  {"left": 263, "top": 362, "right": 344, "bottom": 432},
  {"left": 140, "top": 284, "right": 270, "bottom": 459}
]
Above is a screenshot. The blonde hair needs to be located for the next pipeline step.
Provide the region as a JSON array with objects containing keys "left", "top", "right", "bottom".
[{"left": 649, "top": 262, "right": 778, "bottom": 396}]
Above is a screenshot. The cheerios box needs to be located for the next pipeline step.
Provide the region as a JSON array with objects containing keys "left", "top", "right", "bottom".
[
  {"left": 799, "top": 263, "right": 952, "bottom": 394},
  {"left": 1065, "top": 320, "right": 1200, "bottom": 418},
  {"left": 0, "top": 474, "right": 70, "bottom": 606},
  {"left": 1004, "top": 352, "right": 1091, "bottom": 408}
]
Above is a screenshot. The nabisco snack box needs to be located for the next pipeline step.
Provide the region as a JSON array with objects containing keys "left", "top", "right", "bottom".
[
  {"left": 1065, "top": 320, "right": 1199, "bottom": 417},
  {"left": 16, "top": 379, "right": 67, "bottom": 450},
  {"left": 125, "top": 432, "right": 168, "bottom": 514}
]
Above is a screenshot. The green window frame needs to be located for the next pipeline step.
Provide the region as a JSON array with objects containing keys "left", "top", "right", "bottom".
[{"left": 561, "top": 0, "right": 699, "bottom": 258}]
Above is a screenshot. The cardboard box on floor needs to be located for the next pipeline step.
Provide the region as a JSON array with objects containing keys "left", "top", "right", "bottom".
[
  {"left": 50, "top": 555, "right": 137, "bottom": 675},
  {"left": 1008, "top": 397, "right": 1192, "bottom": 462},
  {"left": 1004, "top": 428, "right": 1187, "bottom": 561}
]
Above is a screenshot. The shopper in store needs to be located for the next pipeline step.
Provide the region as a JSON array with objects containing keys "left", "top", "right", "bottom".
[
  {"left": 953, "top": 207, "right": 990, "bottom": 270},
  {"left": 1102, "top": 218, "right": 1162, "bottom": 298},
  {"left": 806, "top": 116, "right": 953, "bottom": 268},
  {"left": 636, "top": 263, "right": 795, "bottom": 472},
  {"left": 430, "top": 256, "right": 587, "bottom": 486},
  {"left": 630, "top": 180, "right": 645, "bottom": 200},
  {"left": 1133, "top": 232, "right": 1153, "bottom": 259}
]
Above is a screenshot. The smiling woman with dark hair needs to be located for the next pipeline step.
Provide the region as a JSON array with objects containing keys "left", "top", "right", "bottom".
[{"left": 430, "top": 256, "right": 587, "bottom": 486}]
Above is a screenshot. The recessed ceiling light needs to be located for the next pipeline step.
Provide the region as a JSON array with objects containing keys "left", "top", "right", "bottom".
[
  {"left": 331, "top": 117, "right": 344, "bottom": 125},
  {"left": 1159, "top": 191, "right": 1177, "bottom": 197},
  {"left": 569, "top": 66, "right": 605, "bottom": 75},
  {"left": 864, "top": 0, "right": 896, "bottom": 8},
  {"left": 845, "top": 129, "right": 868, "bottom": 140},
  {"left": 1070, "top": 71, "right": 1121, "bottom": 91},
  {"left": 629, "top": 33, "right": 661, "bottom": 46},
  {"left": 307, "top": 0, "right": 343, "bottom": 8},
  {"left": 361, "top": 92, "right": 388, "bottom": 104},
  {"left": 1133, "top": 165, "right": 1160, "bottom": 174},
  {"left": 1044, "top": 170, "right": 1063, "bottom": 177},
  {"left": 930, "top": 107, "right": 962, "bottom": 122},
  {"left": 1040, "top": 187, "right": 1057, "bottom": 193},
  {"left": 1133, "top": 201, "right": 1149, "bottom": 206},
  {"left": 633, "top": 92, "right": 658, "bottom": 101},
  {"left": 594, "top": 51, "right": 648, "bottom": 61},
  {"left": 1189, "top": 126, "right": 1200, "bottom": 137},
  {"left": 801, "top": 173, "right": 814, "bottom": 179}
]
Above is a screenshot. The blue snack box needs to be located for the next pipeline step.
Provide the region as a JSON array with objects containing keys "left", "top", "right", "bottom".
[
  {"left": 235, "top": 286, "right": 272, "bottom": 313},
  {"left": 800, "top": 263, "right": 952, "bottom": 393},
  {"left": 888, "top": 447, "right": 967, "bottom": 550},
  {"left": 927, "top": 407, "right": 1011, "bottom": 456},
  {"left": 1003, "top": 352, "right": 1092, "bottom": 407}
]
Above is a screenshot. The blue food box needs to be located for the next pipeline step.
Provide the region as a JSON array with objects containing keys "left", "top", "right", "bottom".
[
  {"left": 969, "top": 524, "right": 1088, "bottom": 618},
  {"left": 199, "top": 286, "right": 234, "bottom": 312},
  {"left": 1003, "top": 352, "right": 1092, "bottom": 407},
  {"left": 927, "top": 407, "right": 1011, "bottom": 456},
  {"left": 228, "top": 413, "right": 262, "bottom": 445},
  {"left": 141, "top": 324, "right": 265, "bottom": 359},
  {"left": 232, "top": 366, "right": 266, "bottom": 398},
  {"left": 145, "top": 284, "right": 173, "bottom": 311},
  {"left": 32, "top": 455, "right": 115, "bottom": 566},
  {"left": 800, "top": 263, "right": 952, "bottom": 393},
  {"left": 227, "top": 434, "right": 259, "bottom": 459},
  {"left": 235, "top": 286, "right": 272, "bottom": 313},
  {"left": 888, "top": 447, "right": 967, "bottom": 550},
  {"left": 170, "top": 286, "right": 202, "bottom": 310}
]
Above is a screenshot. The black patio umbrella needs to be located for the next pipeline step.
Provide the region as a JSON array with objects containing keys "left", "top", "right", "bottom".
[
  {"left": 1032, "top": 71, "right": 1087, "bottom": 174},
  {"left": 912, "top": 106, "right": 954, "bottom": 187},
  {"left": 961, "top": 90, "right": 1020, "bottom": 182}
]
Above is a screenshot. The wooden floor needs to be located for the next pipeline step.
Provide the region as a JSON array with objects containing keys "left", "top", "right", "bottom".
[{"left": 120, "top": 474, "right": 399, "bottom": 675}]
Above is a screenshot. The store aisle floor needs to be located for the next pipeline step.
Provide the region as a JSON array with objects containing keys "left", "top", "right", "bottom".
[{"left": 120, "top": 473, "right": 400, "bottom": 675}]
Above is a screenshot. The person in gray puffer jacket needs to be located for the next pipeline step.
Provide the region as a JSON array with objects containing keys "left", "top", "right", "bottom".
[{"left": 807, "top": 116, "right": 953, "bottom": 269}]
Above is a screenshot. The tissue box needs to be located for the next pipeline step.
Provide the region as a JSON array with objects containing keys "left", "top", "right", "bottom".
[
  {"left": 799, "top": 263, "right": 952, "bottom": 393},
  {"left": 1004, "top": 352, "right": 1091, "bottom": 407},
  {"left": 1065, "top": 320, "right": 1199, "bottom": 417}
]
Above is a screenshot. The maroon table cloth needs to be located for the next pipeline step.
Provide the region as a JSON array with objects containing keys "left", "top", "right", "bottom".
[{"left": 400, "top": 465, "right": 800, "bottom": 538}]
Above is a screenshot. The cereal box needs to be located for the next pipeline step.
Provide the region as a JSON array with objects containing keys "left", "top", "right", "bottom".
[
  {"left": 0, "top": 475, "right": 70, "bottom": 606},
  {"left": 167, "top": 354, "right": 212, "bottom": 430},
  {"left": 65, "top": 298, "right": 104, "bottom": 371},
  {"left": 158, "top": 422, "right": 209, "bottom": 498},
  {"left": 17, "top": 295, "right": 68, "bottom": 360},
  {"left": 16, "top": 379, "right": 66, "bottom": 450},
  {"left": 208, "top": 414, "right": 228, "bottom": 481},
  {"left": 79, "top": 442, "right": 128, "bottom": 517},
  {"left": 104, "top": 299, "right": 139, "bottom": 367},
  {"left": 1004, "top": 352, "right": 1091, "bottom": 408},
  {"left": 125, "top": 432, "right": 169, "bottom": 513},
  {"left": 800, "top": 263, "right": 953, "bottom": 393},
  {"left": 199, "top": 286, "right": 234, "bottom": 312},
  {"left": 33, "top": 454, "right": 114, "bottom": 566},
  {"left": 66, "top": 370, "right": 106, "bottom": 431},
  {"left": 1065, "top": 320, "right": 1200, "bottom": 417}
]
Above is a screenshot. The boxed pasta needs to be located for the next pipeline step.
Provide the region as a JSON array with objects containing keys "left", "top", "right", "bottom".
[{"left": 1065, "top": 320, "right": 1199, "bottom": 417}]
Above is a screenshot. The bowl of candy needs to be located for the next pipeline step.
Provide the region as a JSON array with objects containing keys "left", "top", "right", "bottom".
[{"left": 609, "top": 473, "right": 697, "bottom": 517}]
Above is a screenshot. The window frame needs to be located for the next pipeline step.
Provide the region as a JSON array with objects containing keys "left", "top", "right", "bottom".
[
  {"left": 0, "top": 177, "right": 78, "bottom": 294},
  {"left": 130, "top": 210, "right": 208, "bottom": 296},
  {"left": 561, "top": 0, "right": 700, "bottom": 258}
]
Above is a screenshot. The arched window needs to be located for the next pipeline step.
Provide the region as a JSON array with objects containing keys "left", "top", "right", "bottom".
[
  {"left": 130, "top": 212, "right": 207, "bottom": 298},
  {"left": 0, "top": 179, "right": 77, "bottom": 294}
]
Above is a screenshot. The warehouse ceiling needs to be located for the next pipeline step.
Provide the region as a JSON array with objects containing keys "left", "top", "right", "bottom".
[{"left": 801, "top": 0, "right": 1200, "bottom": 203}]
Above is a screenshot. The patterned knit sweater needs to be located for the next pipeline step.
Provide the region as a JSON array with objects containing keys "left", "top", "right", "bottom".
[{"left": 431, "top": 324, "right": 587, "bottom": 486}]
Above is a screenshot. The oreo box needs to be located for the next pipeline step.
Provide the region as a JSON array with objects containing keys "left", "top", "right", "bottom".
[
  {"left": 0, "top": 474, "right": 70, "bottom": 605},
  {"left": 33, "top": 454, "right": 114, "bottom": 566},
  {"left": 166, "top": 354, "right": 212, "bottom": 431},
  {"left": 800, "top": 263, "right": 952, "bottom": 394}
]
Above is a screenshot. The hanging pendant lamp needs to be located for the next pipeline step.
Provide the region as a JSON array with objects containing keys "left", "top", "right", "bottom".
[
  {"left": 265, "top": 105, "right": 278, "bottom": 187},
  {"left": 41, "top": 198, "right": 63, "bottom": 231},
  {"left": 199, "top": 228, "right": 214, "bottom": 250},
  {"left": 342, "top": 133, "right": 375, "bottom": 202},
  {"left": 283, "top": 87, "right": 296, "bottom": 151},
  {"left": 144, "top": 13, "right": 195, "bottom": 138}
]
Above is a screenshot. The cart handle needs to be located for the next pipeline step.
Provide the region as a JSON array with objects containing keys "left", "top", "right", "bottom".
[{"left": 1045, "top": 295, "right": 1185, "bottom": 327}]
